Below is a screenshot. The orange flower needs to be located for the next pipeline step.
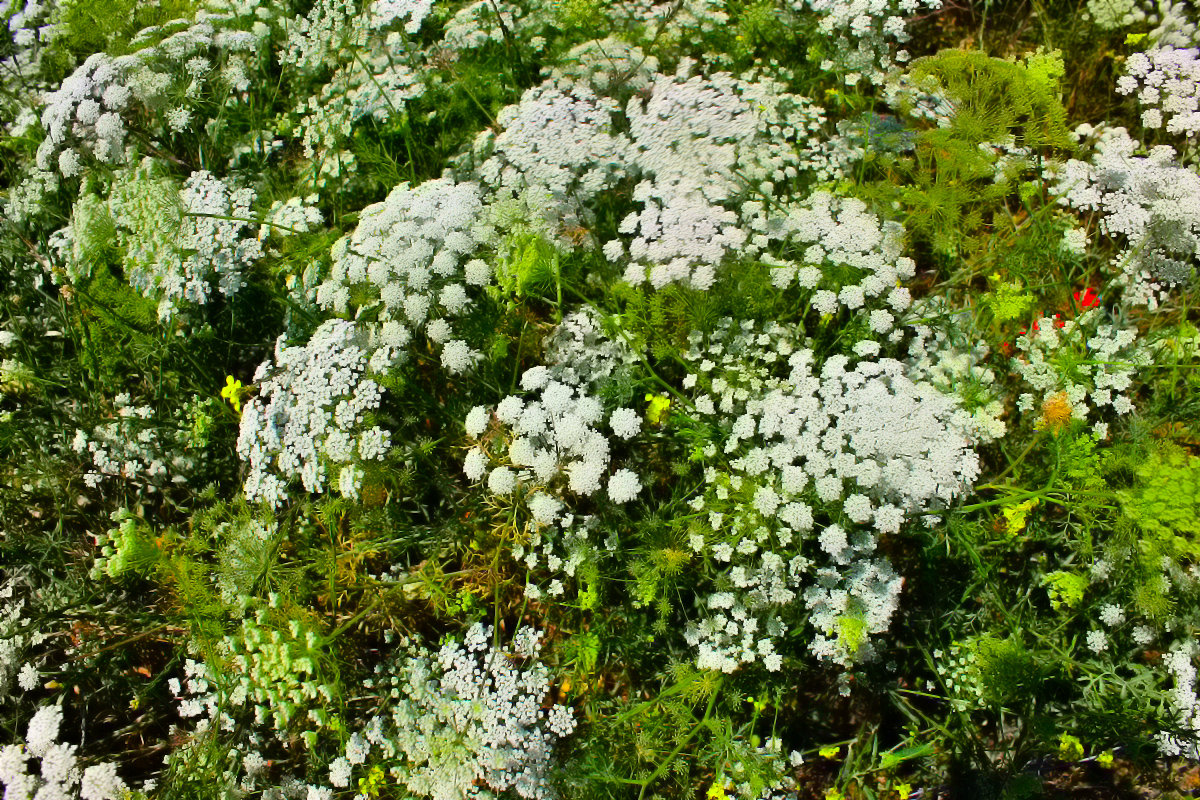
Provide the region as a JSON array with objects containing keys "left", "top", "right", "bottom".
[{"left": 1038, "top": 391, "right": 1073, "bottom": 434}]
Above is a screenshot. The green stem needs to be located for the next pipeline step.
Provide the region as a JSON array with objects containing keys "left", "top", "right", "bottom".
[{"left": 637, "top": 684, "right": 721, "bottom": 800}]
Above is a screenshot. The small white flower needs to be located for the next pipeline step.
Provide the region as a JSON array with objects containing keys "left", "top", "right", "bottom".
[
  {"left": 607, "top": 469, "right": 641, "bottom": 503},
  {"left": 328, "top": 757, "right": 352, "bottom": 788},
  {"left": 609, "top": 407, "right": 642, "bottom": 440},
  {"left": 465, "top": 405, "right": 490, "bottom": 438},
  {"left": 1099, "top": 603, "right": 1125, "bottom": 627},
  {"left": 441, "top": 339, "right": 476, "bottom": 374},
  {"left": 488, "top": 466, "right": 516, "bottom": 494},
  {"left": 17, "top": 663, "right": 37, "bottom": 692},
  {"left": 165, "top": 106, "right": 192, "bottom": 132}
]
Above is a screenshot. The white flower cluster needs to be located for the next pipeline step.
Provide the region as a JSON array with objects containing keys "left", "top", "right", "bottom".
[
  {"left": 3, "top": 168, "right": 59, "bottom": 228},
  {"left": 1011, "top": 308, "right": 1147, "bottom": 437},
  {"left": 155, "top": 169, "right": 264, "bottom": 317},
  {"left": 316, "top": 178, "right": 488, "bottom": 373},
  {"left": 598, "top": 0, "right": 731, "bottom": 41},
  {"left": 442, "top": 0, "right": 520, "bottom": 51},
  {"left": 544, "top": 37, "right": 661, "bottom": 93},
  {"left": 1131, "top": 0, "right": 1200, "bottom": 47},
  {"left": 0, "top": 705, "right": 128, "bottom": 800},
  {"left": 281, "top": 0, "right": 361, "bottom": 73},
  {"left": 680, "top": 320, "right": 980, "bottom": 669},
  {"left": 616, "top": 186, "right": 747, "bottom": 290},
  {"left": 293, "top": 19, "right": 425, "bottom": 159},
  {"left": 542, "top": 308, "right": 639, "bottom": 390},
  {"left": 38, "top": 12, "right": 271, "bottom": 176},
  {"left": 798, "top": 0, "right": 943, "bottom": 85},
  {"left": 0, "top": 1, "right": 52, "bottom": 128},
  {"left": 768, "top": 191, "right": 915, "bottom": 320},
  {"left": 797, "top": 111, "right": 917, "bottom": 183},
  {"left": 0, "top": 579, "right": 28, "bottom": 700},
  {"left": 345, "top": 624, "right": 575, "bottom": 800},
  {"left": 615, "top": 67, "right": 826, "bottom": 289},
  {"left": 474, "top": 63, "right": 825, "bottom": 288},
  {"left": 259, "top": 195, "right": 323, "bottom": 241},
  {"left": 464, "top": 310, "right": 635, "bottom": 597},
  {"left": 237, "top": 319, "right": 391, "bottom": 507},
  {"left": 36, "top": 53, "right": 131, "bottom": 176},
  {"left": 371, "top": 0, "right": 435, "bottom": 33},
  {"left": 463, "top": 367, "right": 642, "bottom": 505},
  {"left": 621, "top": 66, "right": 788, "bottom": 204},
  {"left": 71, "top": 393, "right": 195, "bottom": 490},
  {"left": 1084, "top": 0, "right": 1199, "bottom": 37},
  {"left": 164, "top": 657, "right": 297, "bottom": 798},
  {"left": 62, "top": 161, "right": 262, "bottom": 320},
  {"left": 907, "top": 321, "right": 1007, "bottom": 443},
  {"left": 1086, "top": 0, "right": 1140, "bottom": 29},
  {"left": 1053, "top": 125, "right": 1200, "bottom": 309},
  {"left": 1159, "top": 642, "right": 1200, "bottom": 758},
  {"left": 1117, "top": 47, "right": 1200, "bottom": 137},
  {"left": 477, "top": 80, "right": 629, "bottom": 232}
]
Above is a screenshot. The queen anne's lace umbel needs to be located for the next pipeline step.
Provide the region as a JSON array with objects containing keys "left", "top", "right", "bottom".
[
  {"left": 316, "top": 178, "right": 489, "bottom": 373},
  {"left": 237, "top": 320, "right": 390, "bottom": 507},
  {"left": 1054, "top": 125, "right": 1200, "bottom": 308},
  {"left": 680, "top": 320, "right": 980, "bottom": 670},
  {"left": 342, "top": 624, "right": 574, "bottom": 800},
  {"left": 1117, "top": 47, "right": 1200, "bottom": 137}
]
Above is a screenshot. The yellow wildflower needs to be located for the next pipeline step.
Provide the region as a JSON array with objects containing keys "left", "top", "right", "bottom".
[
  {"left": 1002, "top": 498, "right": 1039, "bottom": 535},
  {"left": 1058, "top": 732, "right": 1084, "bottom": 761},
  {"left": 1037, "top": 391, "right": 1073, "bottom": 434},
  {"left": 645, "top": 393, "right": 671, "bottom": 426},
  {"left": 221, "top": 375, "right": 244, "bottom": 413}
]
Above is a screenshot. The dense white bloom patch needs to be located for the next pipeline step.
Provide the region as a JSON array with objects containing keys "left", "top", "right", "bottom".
[
  {"left": 37, "top": 53, "right": 130, "bottom": 175},
  {"left": 681, "top": 320, "right": 980, "bottom": 670},
  {"left": 541, "top": 308, "right": 638, "bottom": 388},
  {"left": 768, "top": 191, "right": 915, "bottom": 311},
  {"left": 317, "top": 178, "right": 488, "bottom": 371},
  {"left": 472, "top": 65, "right": 824, "bottom": 287},
  {"left": 477, "top": 81, "right": 629, "bottom": 230},
  {"left": 371, "top": 0, "right": 434, "bottom": 32},
  {"left": 341, "top": 624, "right": 574, "bottom": 800},
  {"left": 461, "top": 311, "right": 638, "bottom": 594},
  {"left": 0, "top": 704, "right": 127, "bottom": 800},
  {"left": 1054, "top": 125, "right": 1200, "bottom": 308},
  {"left": 464, "top": 374, "right": 626, "bottom": 499},
  {"left": 1159, "top": 642, "right": 1200, "bottom": 758},
  {"left": 799, "top": 0, "right": 943, "bottom": 85},
  {"left": 170, "top": 170, "right": 263, "bottom": 310},
  {"left": 238, "top": 320, "right": 390, "bottom": 507},
  {"left": 545, "top": 38, "right": 660, "bottom": 92},
  {"left": 293, "top": 24, "right": 425, "bottom": 159},
  {"left": 1117, "top": 47, "right": 1200, "bottom": 137},
  {"left": 72, "top": 393, "right": 195, "bottom": 490},
  {"left": 38, "top": 12, "right": 271, "bottom": 177},
  {"left": 607, "top": 469, "right": 642, "bottom": 503},
  {"left": 907, "top": 320, "right": 1007, "bottom": 442}
]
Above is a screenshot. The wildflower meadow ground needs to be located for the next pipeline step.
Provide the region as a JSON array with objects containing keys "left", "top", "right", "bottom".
[{"left": 0, "top": 0, "right": 1199, "bottom": 798}]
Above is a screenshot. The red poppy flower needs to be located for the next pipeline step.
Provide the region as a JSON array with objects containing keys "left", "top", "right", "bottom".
[{"left": 1074, "top": 287, "right": 1100, "bottom": 309}]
